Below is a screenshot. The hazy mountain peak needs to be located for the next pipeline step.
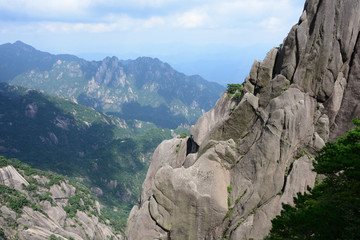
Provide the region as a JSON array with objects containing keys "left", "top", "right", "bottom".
[{"left": 13, "top": 40, "right": 36, "bottom": 50}]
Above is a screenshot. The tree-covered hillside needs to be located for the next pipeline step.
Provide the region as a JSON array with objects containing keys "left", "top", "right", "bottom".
[{"left": 0, "top": 83, "right": 180, "bottom": 231}]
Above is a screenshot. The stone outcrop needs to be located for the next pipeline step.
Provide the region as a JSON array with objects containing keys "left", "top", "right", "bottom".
[
  {"left": 126, "top": 0, "right": 360, "bottom": 239},
  {"left": 0, "top": 165, "right": 122, "bottom": 240},
  {"left": 0, "top": 165, "right": 29, "bottom": 189}
]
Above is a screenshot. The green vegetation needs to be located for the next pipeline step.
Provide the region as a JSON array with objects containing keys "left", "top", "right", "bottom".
[
  {"left": 233, "top": 92, "right": 242, "bottom": 101},
  {"left": 0, "top": 185, "right": 29, "bottom": 214},
  {"left": 63, "top": 192, "right": 94, "bottom": 218},
  {"left": 235, "top": 189, "right": 247, "bottom": 204},
  {"left": 266, "top": 119, "right": 360, "bottom": 240},
  {"left": 227, "top": 185, "right": 232, "bottom": 194},
  {"left": 227, "top": 84, "right": 243, "bottom": 103},
  {"left": 224, "top": 185, "right": 234, "bottom": 221},
  {"left": 23, "top": 183, "right": 38, "bottom": 191},
  {"left": 36, "top": 192, "right": 53, "bottom": 202},
  {"left": 0, "top": 228, "right": 5, "bottom": 238},
  {"left": 175, "top": 143, "right": 181, "bottom": 154},
  {"left": 86, "top": 128, "right": 173, "bottom": 231},
  {"left": 47, "top": 175, "right": 65, "bottom": 188},
  {"left": 49, "top": 234, "right": 61, "bottom": 240},
  {"left": 178, "top": 132, "right": 188, "bottom": 138},
  {"left": 227, "top": 84, "right": 243, "bottom": 94}
]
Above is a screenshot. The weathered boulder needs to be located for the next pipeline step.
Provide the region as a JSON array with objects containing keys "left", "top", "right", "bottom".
[
  {"left": 0, "top": 165, "right": 29, "bottom": 189},
  {"left": 140, "top": 137, "right": 188, "bottom": 204},
  {"left": 126, "top": 201, "right": 168, "bottom": 240}
]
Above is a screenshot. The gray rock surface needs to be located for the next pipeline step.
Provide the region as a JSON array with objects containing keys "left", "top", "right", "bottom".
[
  {"left": 0, "top": 165, "right": 29, "bottom": 189},
  {"left": 125, "top": 0, "right": 360, "bottom": 239},
  {"left": 0, "top": 166, "right": 121, "bottom": 240},
  {"left": 126, "top": 201, "right": 168, "bottom": 240},
  {"left": 140, "top": 137, "right": 188, "bottom": 204}
]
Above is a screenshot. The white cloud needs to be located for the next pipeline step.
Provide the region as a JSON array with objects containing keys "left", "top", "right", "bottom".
[
  {"left": 0, "top": 0, "right": 303, "bottom": 32},
  {"left": 143, "top": 17, "right": 165, "bottom": 28},
  {"left": 259, "top": 17, "right": 283, "bottom": 31},
  {"left": 126, "top": 0, "right": 181, "bottom": 8},
  {"left": 0, "top": 0, "right": 92, "bottom": 18},
  {"left": 89, "top": 0, "right": 182, "bottom": 8},
  {"left": 0, "top": 0, "right": 305, "bottom": 49},
  {"left": 36, "top": 15, "right": 163, "bottom": 33},
  {"left": 205, "top": 0, "right": 301, "bottom": 27},
  {"left": 174, "top": 9, "right": 208, "bottom": 28},
  {"left": 39, "top": 18, "right": 131, "bottom": 33}
]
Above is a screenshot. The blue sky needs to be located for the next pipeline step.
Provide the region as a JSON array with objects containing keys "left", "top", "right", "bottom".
[{"left": 0, "top": 0, "right": 305, "bottom": 85}]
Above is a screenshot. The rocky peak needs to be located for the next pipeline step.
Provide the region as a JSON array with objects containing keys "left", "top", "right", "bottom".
[{"left": 125, "top": 0, "right": 360, "bottom": 239}]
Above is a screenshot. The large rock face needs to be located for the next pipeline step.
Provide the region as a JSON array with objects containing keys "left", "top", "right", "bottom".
[{"left": 125, "top": 0, "right": 360, "bottom": 239}]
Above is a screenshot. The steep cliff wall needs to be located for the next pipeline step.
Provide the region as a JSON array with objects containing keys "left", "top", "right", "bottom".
[{"left": 125, "top": 0, "right": 360, "bottom": 239}]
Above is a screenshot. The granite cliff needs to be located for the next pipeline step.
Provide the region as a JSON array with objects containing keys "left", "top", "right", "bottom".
[{"left": 125, "top": 0, "right": 360, "bottom": 239}]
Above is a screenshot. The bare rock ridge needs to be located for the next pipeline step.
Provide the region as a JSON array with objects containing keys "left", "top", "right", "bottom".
[{"left": 125, "top": 0, "right": 360, "bottom": 239}]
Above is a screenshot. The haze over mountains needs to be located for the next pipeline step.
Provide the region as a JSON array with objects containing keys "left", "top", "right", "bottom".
[{"left": 0, "top": 41, "right": 225, "bottom": 129}]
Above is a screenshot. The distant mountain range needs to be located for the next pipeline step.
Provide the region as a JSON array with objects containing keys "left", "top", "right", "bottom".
[{"left": 0, "top": 41, "right": 225, "bottom": 128}]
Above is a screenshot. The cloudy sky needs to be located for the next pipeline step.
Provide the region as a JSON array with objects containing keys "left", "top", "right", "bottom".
[{"left": 0, "top": 0, "right": 305, "bottom": 85}]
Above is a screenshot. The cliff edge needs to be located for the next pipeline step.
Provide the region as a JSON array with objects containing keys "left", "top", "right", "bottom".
[{"left": 125, "top": 0, "right": 360, "bottom": 239}]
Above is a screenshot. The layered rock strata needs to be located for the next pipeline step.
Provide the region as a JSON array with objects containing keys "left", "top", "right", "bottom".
[{"left": 126, "top": 0, "right": 360, "bottom": 239}]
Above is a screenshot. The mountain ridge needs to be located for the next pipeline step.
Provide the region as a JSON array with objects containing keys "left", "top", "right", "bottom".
[{"left": 0, "top": 41, "right": 225, "bottom": 128}]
